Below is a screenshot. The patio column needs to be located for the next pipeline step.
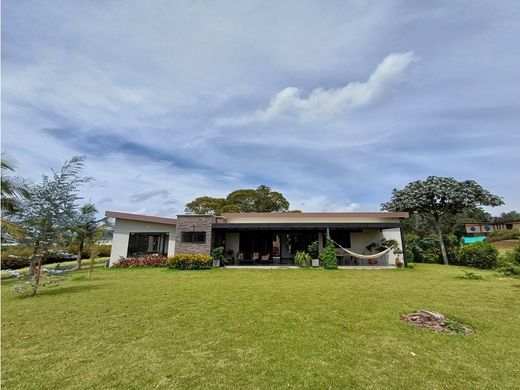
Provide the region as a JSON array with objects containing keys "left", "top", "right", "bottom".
[{"left": 399, "top": 219, "right": 408, "bottom": 267}]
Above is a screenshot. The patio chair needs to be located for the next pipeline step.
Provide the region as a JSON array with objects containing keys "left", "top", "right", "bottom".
[
  {"left": 259, "top": 254, "right": 270, "bottom": 263},
  {"left": 251, "top": 252, "right": 260, "bottom": 264},
  {"left": 237, "top": 252, "right": 245, "bottom": 264}
]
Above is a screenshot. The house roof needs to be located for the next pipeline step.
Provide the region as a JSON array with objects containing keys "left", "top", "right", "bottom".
[
  {"left": 104, "top": 210, "right": 408, "bottom": 225},
  {"left": 105, "top": 211, "right": 177, "bottom": 225},
  {"left": 220, "top": 211, "right": 409, "bottom": 219}
]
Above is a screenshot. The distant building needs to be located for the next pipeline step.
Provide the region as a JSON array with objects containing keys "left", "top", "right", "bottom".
[{"left": 464, "top": 221, "right": 520, "bottom": 235}]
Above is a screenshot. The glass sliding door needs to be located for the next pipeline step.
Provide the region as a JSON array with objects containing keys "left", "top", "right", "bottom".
[{"left": 127, "top": 232, "right": 169, "bottom": 257}]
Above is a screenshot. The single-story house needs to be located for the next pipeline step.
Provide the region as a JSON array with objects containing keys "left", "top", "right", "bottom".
[{"left": 105, "top": 211, "right": 409, "bottom": 267}]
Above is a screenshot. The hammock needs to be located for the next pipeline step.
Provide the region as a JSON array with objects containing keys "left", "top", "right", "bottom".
[{"left": 328, "top": 238, "right": 396, "bottom": 260}]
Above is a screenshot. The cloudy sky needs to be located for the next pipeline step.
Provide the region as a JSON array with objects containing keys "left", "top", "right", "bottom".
[{"left": 2, "top": 1, "right": 519, "bottom": 217}]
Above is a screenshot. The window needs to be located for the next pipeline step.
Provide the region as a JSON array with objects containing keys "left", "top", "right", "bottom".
[
  {"left": 181, "top": 231, "right": 206, "bottom": 243},
  {"left": 127, "top": 233, "right": 169, "bottom": 257}
]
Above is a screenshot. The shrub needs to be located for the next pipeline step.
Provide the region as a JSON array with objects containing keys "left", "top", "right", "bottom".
[
  {"left": 496, "top": 242, "right": 520, "bottom": 277},
  {"left": 1, "top": 255, "right": 30, "bottom": 269},
  {"left": 512, "top": 242, "right": 520, "bottom": 265},
  {"left": 113, "top": 256, "right": 166, "bottom": 268},
  {"left": 167, "top": 253, "right": 213, "bottom": 270},
  {"left": 0, "top": 246, "right": 79, "bottom": 269},
  {"left": 307, "top": 241, "right": 319, "bottom": 259},
  {"left": 294, "top": 251, "right": 311, "bottom": 267},
  {"left": 67, "top": 244, "right": 112, "bottom": 259},
  {"left": 407, "top": 234, "right": 460, "bottom": 264},
  {"left": 497, "top": 263, "right": 520, "bottom": 277},
  {"left": 405, "top": 247, "right": 414, "bottom": 263},
  {"left": 319, "top": 239, "right": 338, "bottom": 269},
  {"left": 211, "top": 246, "right": 226, "bottom": 265},
  {"left": 456, "top": 270, "right": 483, "bottom": 280},
  {"left": 456, "top": 242, "right": 498, "bottom": 269}
]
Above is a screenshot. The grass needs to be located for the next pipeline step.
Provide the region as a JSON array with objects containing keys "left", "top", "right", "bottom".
[
  {"left": 491, "top": 239, "right": 519, "bottom": 254},
  {"left": 2, "top": 264, "right": 520, "bottom": 389}
]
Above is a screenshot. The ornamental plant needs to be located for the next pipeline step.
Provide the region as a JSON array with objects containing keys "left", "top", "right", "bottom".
[
  {"left": 319, "top": 239, "right": 338, "bottom": 269},
  {"left": 294, "top": 251, "right": 311, "bottom": 267},
  {"left": 307, "top": 241, "right": 319, "bottom": 259},
  {"left": 167, "top": 253, "right": 213, "bottom": 270},
  {"left": 211, "top": 246, "right": 227, "bottom": 265},
  {"left": 113, "top": 256, "right": 167, "bottom": 268}
]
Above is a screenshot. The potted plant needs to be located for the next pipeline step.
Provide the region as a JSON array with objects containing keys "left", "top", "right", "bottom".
[
  {"left": 211, "top": 246, "right": 226, "bottom": 268},
  {"left": 308, "top": 241, "right": 320, "bottom": 267}
]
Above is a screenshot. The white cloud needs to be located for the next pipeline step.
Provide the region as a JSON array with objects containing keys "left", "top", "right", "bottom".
[
  {"left": 295, "top": 196, "right": 361, "bottom": 212},
  {"left": 217, "top": 51, "right": 419, "bottom": 125},
  {"left": 129, "top": 189, "right": 170, "bottom": 203}
]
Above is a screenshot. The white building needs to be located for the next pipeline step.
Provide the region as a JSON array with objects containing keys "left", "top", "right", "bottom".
[{"left": 106, "top": 211, "right": 409, "bottom": 267}]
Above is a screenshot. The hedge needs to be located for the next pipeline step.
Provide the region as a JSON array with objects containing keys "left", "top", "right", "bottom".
[
  {"left": 113, "top": 256, "right": 166, "bottom": 268},
  {"left": 167, "top": 253, "right": 213, "bottom": 270}
]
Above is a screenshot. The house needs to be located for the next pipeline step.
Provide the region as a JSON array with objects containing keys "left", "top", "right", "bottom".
[{"left": 105, "top": 211, "right": 409, "bottom": 267}]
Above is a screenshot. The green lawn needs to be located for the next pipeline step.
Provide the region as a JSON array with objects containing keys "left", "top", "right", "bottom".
[{"left": 2, "top": 265, "right": 520, "bottom": 389}]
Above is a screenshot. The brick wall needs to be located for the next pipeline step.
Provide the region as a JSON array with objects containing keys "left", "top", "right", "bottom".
[{"left": 174, "top": 215, "right": 215, "bottom": 255}]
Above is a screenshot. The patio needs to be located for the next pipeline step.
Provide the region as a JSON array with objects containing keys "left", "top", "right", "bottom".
[{"left": 212, "top": 226, "right": 400, "bottom": 267}]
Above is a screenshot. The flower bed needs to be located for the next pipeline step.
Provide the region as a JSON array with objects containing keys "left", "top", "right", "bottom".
[
  {"left": 113, "top": 256, "right": 167, "bottom": 268},
  {"left": 166, "top": 253, "right": 212, "bottom": 270}
]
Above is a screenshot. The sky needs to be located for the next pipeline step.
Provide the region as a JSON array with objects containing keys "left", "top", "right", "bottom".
[{"left": 2, "top": 0, "right": 519, "bottom": 217}]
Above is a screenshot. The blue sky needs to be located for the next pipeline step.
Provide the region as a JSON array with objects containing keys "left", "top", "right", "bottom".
[{"left": 2, "top": 1, "right": 519, "bottom": 217}]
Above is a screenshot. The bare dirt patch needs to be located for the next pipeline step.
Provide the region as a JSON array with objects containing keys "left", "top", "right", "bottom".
[{"left": 401, "top": 310, "right": 476, "bottom": 335}]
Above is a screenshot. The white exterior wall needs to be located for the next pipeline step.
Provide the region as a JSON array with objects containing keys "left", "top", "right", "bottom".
[
  {"left": 382, "top": 228, "right": 403, "bottom": 265},
  {"left": 347, "top": 228, "right": 403, "bottom": 266},
  {"left": 109, "top": 219, "right": 177, "bottom": 266},
  {"left": 225, "top": 232, "right": 240, "bottom": 259}
]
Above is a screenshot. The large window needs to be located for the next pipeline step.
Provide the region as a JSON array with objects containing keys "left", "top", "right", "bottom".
[
  {"left": 181, "top": 231, "right": 206, "bottom": 243},
  {"left": 127, "top": 233, "right": 169, "bottom": 257}
]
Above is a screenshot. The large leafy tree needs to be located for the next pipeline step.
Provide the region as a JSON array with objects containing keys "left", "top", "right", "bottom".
[
  {"left": 18, "top": 156, "right": 91, "bottom": 295},
  {"left": 185, "top": 196, "right": 227, "bottom": 215},
  {"left": 185, "top": 185, "right": 290, "bottom": 215},
  {"left": 381, "top": 176, "right": 503, "bottom": 265}
]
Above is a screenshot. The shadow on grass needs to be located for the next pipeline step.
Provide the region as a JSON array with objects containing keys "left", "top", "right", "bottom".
[{"left": 16, "top": 284, "right": 100, "bottom": 299}]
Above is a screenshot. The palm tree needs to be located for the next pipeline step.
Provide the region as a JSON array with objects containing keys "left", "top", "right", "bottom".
[
  {"left": 1, "top": 152, "right": 29, "bottom": 238},
  {"left": 73, "top": 203, "right": 109, "bottom": 269}
]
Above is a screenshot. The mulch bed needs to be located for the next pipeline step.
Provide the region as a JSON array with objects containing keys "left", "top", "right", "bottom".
[{"left": 401, "top": 310, "right": 476, "bottom": 335}]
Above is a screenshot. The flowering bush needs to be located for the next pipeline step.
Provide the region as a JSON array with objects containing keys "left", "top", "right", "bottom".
[
  {"left": 113, "top": 256, "right": 167, "bottom": 268},
  {"left": 166, "top": 253, "right": 213, "bottom": 270}
]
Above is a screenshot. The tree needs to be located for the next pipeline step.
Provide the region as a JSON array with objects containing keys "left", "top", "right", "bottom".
[
  {"left": 18, "top": 156, "right": 91, "bottom": 295},
  {"left": 85, "top": 220, "right": 111, "bottom": 280},
  {"left": 185, "top": 185, "right": 290, "bottom": 215},
  {"left": 319, "top": 239, "right": 338, "bottom": 269},
  {"left": 494, "top": 211, "right": 520, "bottom": 223},
  {"left": 185, "top": 196, "right": 227, "bottom": 215},
  {"left": 381, "top": 176, "right": 503, "bottom": 265},
  {"left": 72, "top": 203, "right": 108, "bottom": 269},
  {"left": 1, "top": 152, "right": 29, "bottom": 239}
]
